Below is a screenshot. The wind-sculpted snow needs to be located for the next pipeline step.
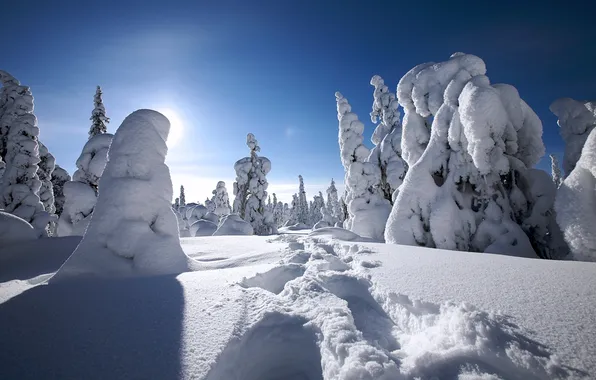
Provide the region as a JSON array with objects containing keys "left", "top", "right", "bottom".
[{"left": 52, "top": 110, "right": 191, "bottom": 279}]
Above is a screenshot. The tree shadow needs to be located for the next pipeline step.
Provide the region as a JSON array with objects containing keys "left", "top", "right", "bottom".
[{"left": 0, "top": 274, "right": 185, "bottom": 380}]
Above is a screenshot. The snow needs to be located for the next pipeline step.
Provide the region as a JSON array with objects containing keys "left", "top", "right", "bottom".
[
  {"left": 213, "top": 213, "right": 254, "bottom": 236},
  {"left": 189, "top": 219, "right": 218, "bottom": 237},
  {"left": 1, "top": 233, "right": 594, "bottom": 379},
  {"left": 0, "top": 211, "right": 38, "bottom": 247},
  {"left": 52, "top": 109, "right": 191, "bottom": 279},
  {"left": 555, "top": 127, "right": 596, "bottom": 262}
]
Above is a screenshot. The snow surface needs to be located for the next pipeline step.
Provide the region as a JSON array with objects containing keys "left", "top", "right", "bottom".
[
  {"left": 213, "top": 213, "right": 254, "bottom": 236},
  {"left": 0, "top": 211, "right": 38, "bottom": 247},
  {"left": 1, "top": 232, "right": 594, "bottom": 379}
]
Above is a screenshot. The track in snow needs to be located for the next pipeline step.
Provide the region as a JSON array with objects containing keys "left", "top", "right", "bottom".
[{"left": 213, "top": 234, "right": 584, "bottom": 380}]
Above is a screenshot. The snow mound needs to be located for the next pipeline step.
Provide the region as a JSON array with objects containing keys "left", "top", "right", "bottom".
[
  {"left": 0, "top": 211, "right": 37, "bottom": 247},
  {"left": 202, "top": 211, "right": 220, "bottom": 224},
  {"left": 308, "top": 227, "right": 363, "bottom": 241},
  {"left": 281, "top": 222, "right": 311, "bottom": 231},
  {"left": 51, "top": 109, "right": 191, "bottom": 279},
  {"left": 213, "top": 213, "right": 254, "bottom": 236},
  {"left": 189, "top": 219, "right": 218, "bottom": 237}
]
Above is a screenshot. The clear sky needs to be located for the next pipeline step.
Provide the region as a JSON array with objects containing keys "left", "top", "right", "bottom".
[{"left": 2, "top": 0, "right": 594, "bottom": 203}]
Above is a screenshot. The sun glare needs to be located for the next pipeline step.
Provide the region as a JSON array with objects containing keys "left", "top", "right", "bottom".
[{"left": 158, "top": 108, "right": 184, "bottom": 148}]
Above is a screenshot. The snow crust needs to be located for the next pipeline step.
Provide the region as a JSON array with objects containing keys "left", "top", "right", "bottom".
[{"left": 52, "top": 110, "right": 191, "bottom": 279}]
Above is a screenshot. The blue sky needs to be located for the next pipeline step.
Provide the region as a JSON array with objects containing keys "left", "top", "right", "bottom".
[{"left": 2, "top": 0, "right": 594, "bottom": 203}]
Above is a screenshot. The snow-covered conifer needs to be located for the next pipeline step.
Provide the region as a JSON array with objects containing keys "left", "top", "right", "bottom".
[
  {"left": 213, "top": 181, "right": 231, "bottom": 216},
  {"left": 369, "top": 75, "right": 407, "bottom": 202},
  {"left": 88, "top": 86, "right": 110, "bottom": 138},
  {"left": 53, "top": 109, "right": 190, "bottom": 279},
  {"left": 274, "top": 201, "right": 284, "bottom": 227},
  {"left": 179, "top": 185, "right": 186, "bottom": 207},
  {"left": 37, "top": 142, "right": 56, "bottom": 214},
  {"left": 297, "top": 175, "right": 309, "bottom": 225},
  {"left": 386, "top": 53, "right": 551, "bottom": 257},
  {"left": 174, "top": 197, "right": 180, "bottom": 210},
  {"left": 0, "top": 70, "right": 48, "bottom": 234},
  {"left": 326, "top": 178, "right": 341, "bottom": 224},
  {"left": 51, "top": 165, "right": 70, "bottom": 216},
  {"left": 287, "top": 193, "right": 299, "bottom": 225},
  {"left": 57, "top": 133, "right": 113, "bottom": 236},
  {"left": 550, "top": 98, "right": 596, "bottom": 177},
  {"left": 309, "top": 192, "right": 325, "bottom": 226},
  {"left": 244, "top": 133, "right": 276, "bottom": 235},
  {"left": 336, "top": 92, "right": 390, "bottom": 239},
  {"left": 550, "top": 154, "right": 562, "bottom": 188},
  {"left": 555, "top": 127, "right": 596, "bottom": 261},
  {"left": 233, "top": 157, "right": 251, "bottom": 217}
]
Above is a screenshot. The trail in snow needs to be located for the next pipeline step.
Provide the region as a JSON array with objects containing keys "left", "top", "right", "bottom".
[{"left": 208, "top": 233, "right": 587, "bottom": 380}]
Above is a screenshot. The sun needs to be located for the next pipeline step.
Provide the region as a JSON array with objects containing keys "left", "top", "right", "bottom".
[{"left": 157, "top": 108, "right": 184, "bottom": 148}]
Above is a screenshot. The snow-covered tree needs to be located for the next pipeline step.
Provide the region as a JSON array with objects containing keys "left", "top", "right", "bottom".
[
  {"left": 205, "top": 198, "right": 215, "bottom": 213},
  {"left": 369, "top": 75, "right": 408, "bottom": 202},
  {"left": 0, "top": 70, "right": 48, "bottom": 235},
  {"left": 550, "top": 98, "right": 596, "bottom": 177},
  {"left": 297, "top": 175, "right": 309, "bottom": 225},
  {"left": 244, "top": 134, "right": 276, "bottom": 235},
  {"left": 287, "top": 193, "right": 299, "bottom": 225},
  {"left": 309, "top": 192, "right": 325, "bottom": 226},
  {"left": 57, "top": 133, "right": 113, "bottom": 236},
  {"left": 550, "top": 154, "right": 562, "bottom": 188},
  {"left": 274, "top": 200, "right": 284, "bottom": 227},
  {"left": 51, "top": 165, "right": 70, "bottom": 216},
  {"left": 555, "top": 127, "right": 596, "bottom": 261},
  {"left": 213, "top": 181, "right": 231, "bottom": 216},
  {"left": 179, "top": 185, "right": 186, "bottom": 207},
  {"left": 53, "top": 109, "right": 190, "bottom": 279},
  {"left": 174, "top": 197, "right": 180, "bottom": 210},
  {"left": 37, "top": 142, "right": 56, "bottom": 214},
  {"left": 89, "top": 86, "right": 110, "bottom": 138},
  {"left": 336, "top": 92, "right": 390, "bottom": 239},
  {"left": 233, "top": 156, "right": 251, "bottom": 218},
  {"left": 326, "top": 178, "right": 341, "bottom": 225},
  {"left": 386, "top": 53, "right": 553, "bottom": 258}
]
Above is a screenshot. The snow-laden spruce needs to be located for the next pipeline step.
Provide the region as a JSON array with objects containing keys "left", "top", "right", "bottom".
[
  {"left": 57, "top": 133, "right": 113, "bottom": 236},
  {"left": 53, "top": 110, "right": 191, "bottom": 279},
  {"left": 179, "top": 185, "right": 186, "bottom": 207},
  {"left": 212, "top": 181, "right": 231, "bottom": 216},
  {"left": 550, "top": 98, "right": 596, "bottom": 177},
  {"left": 336, "top": 92, "right": 390, "bottom": 239},
  {"left": 309, "top": 191, "right": 325, "bottom": 227},
  {"left": 0, "top": 70, "right": 48, "bottom": 235},
  {"left": 51, "top": 165, "right": 70, "bottom": 216},
  {"left": 297, "top": 175, "right": 309, "bottom": 225},
  {"left": 550, "top": 154, "right": 563, "bottom": 188},
  {"left": 88, "top": 86, "right": 109, "bottom": 138},
  {"left": 369, "top": 75, "right": 407, "bottom": 202},
  {"left": 555, "top": 127, "right": 596, "bottom": 262},
  {"left": 232, "top": 134, "right": 275, "bottom": 234},
  {"left": 325, "top": 179, "right": 341, "bottom": 225},
  {"left": 386, "top": 53, "right": 557, "bottom": 258},
  {"left": 37, "top": 142, "right": 56, "bottom": 214}
]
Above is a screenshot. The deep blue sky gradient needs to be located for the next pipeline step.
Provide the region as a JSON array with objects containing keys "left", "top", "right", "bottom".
[{"left": 2, "top": 0, "right": 594, "bottom": 201}]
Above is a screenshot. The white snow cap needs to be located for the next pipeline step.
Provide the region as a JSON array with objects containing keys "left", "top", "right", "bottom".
[{"left": 52, "top": 109, "right": 191, "bottom": 280}]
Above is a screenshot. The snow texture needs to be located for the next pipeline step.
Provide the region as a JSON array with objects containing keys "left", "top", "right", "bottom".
[
  {"left": 555, "top": 127, "right": 596, "bottom": 262},
  {"left": 57, "top": 133, "right": 113, "bottom": 236},
  {"left": 386, "top": 53, "right": 548, "bottom": 257},
  {"left": 52, "top": 109, "right": 191, "bottom": 279},
  {"left": 189, "top": 219, "right": 218, "bottom": 237},
  {"left": 0, "top": 70, "right": 47, "bottom": 232},
  {"left": 213, "top": 213, "right": 254, "bottom": 236},
  {"left": 88, "top": 85, "right": 109, "bottom": 138},
  {"left": 550, "top": 98, "right": 596, "bottom": 177},
  {"left": 0, "top": 211, "right": 37, "bottom": 247}
]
